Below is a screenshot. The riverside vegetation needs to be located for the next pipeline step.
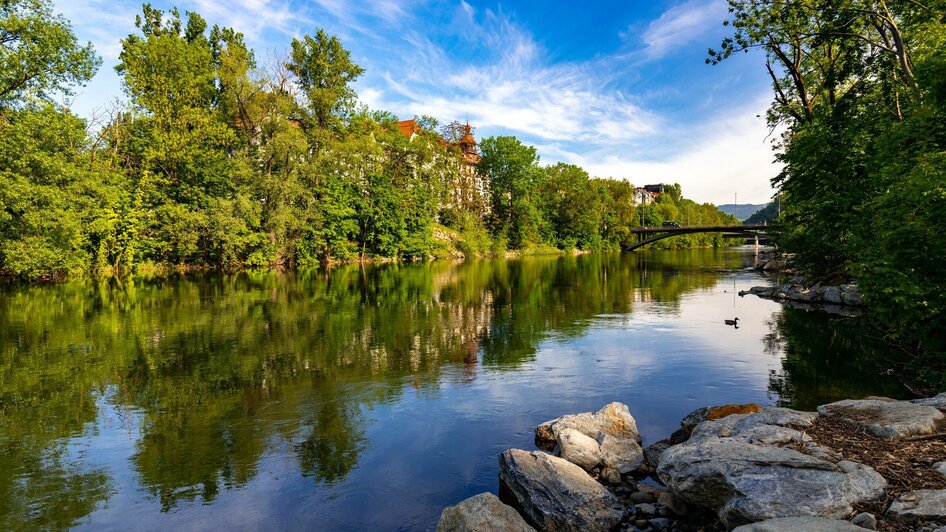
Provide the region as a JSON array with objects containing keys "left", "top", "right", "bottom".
[
  {"left": 710, "top": 0, "right": 946, "bottom": 388},
  {"left": 0, "top": 0, "right": 738, "bottom": 283}
]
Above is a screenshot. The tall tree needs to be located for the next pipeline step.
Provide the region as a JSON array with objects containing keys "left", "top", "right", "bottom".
[
  {"left": 287, "top": 29, "right": 365, "bottom": 131},
  {"left": 478, "top": 136, "right": 544, "bottom": 248},
  {"left": 0, "top": 0, "right": 99, "bottom": 108}
]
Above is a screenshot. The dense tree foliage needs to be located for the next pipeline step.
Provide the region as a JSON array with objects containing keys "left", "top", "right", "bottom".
[
  {"left": 0, "top": 2, "right": 740, "bottom": 282},
  {"left": 713, "top": 0, "right": 946, "bottom": 384}
]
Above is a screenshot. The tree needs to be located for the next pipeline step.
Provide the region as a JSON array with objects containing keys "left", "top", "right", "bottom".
[
  {"left": 478, "top": 136, "right": 544, "bottom": 248},
  {"left": 287, "top": 29, "right": 365, "bottom": 130},
  {"left": 0, "top": 0, "right": 99, "bottom": 108}
]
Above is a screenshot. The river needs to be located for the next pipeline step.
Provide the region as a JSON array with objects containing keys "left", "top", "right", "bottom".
[{"left": 0, "top": 248, "right": 909, "bottom": 530}]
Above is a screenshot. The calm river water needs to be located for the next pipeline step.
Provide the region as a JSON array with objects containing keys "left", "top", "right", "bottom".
[{"left": 0, "top": 249, "right": 909, "bottom": 531}]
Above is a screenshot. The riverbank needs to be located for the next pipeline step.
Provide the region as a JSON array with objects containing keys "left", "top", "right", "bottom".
[{"left": 439, "top": 396, "right": 946, "bottom": 531}]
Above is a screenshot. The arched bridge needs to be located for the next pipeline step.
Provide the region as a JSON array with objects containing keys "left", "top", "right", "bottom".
[{"left": 623, "top": 224, "right": 778, "bottom": 252}]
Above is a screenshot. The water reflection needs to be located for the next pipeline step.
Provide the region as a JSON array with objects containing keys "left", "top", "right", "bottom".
[{"left": 0, "top": 250, "right": 908, "bottom": 530}]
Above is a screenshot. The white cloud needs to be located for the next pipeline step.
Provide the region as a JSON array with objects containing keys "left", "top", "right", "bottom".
[
  {"left": 570, "top": 99, "right": 781, "bottom": 204},
  {"left": 634, "top": 0, "right": 729, "bottom": 60}
]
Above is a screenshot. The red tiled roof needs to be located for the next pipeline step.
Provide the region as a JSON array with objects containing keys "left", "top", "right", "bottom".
[{"left": 398, "top": 119, "right": 419, "bottom": 137}]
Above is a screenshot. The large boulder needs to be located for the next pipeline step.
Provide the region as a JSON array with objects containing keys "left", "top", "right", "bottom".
[
  {"left": 535, "top": 402, "right": 643, "bottom": 474},
  {"left": 817, "top": 399, "right": 946, "bottom": 438},
  {"left": 732, "top": 516, "right": 866, "bottom": 531},
  {"left": 498, "top": 449, "right": 625, "bottom": 532},
  {"left": 557, "top": 428, "right": 601, "bottom": 471},
  {"left": 671, "top": 404, "right": 766, "bottom": 443},
  {"left": 911, "top": 392, "right": 946, "bottom": 411},
  {"left": 657, "top": 408, "right": 886, "bottom": 527},
  {"left": 437, "top": 492, "right": 535, "bottom": 532},
  {"left": 888, "top": 490, "right": 946, "bottom": 522}
]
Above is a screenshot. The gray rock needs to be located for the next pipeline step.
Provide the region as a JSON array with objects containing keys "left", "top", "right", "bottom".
[
  {"left": 437, "top": 492, "right": 535, "bottom": 532},
  {"left": 888, "top": 490, "right": 946, "bottom": 521},
  {"left": 657, "top": 409, "right": 887, "bottom": 527},
  {"left": 823, "top": 286, "right": 843, "bottom": 304},
  {"left": 648, "top": 517, "right": 672, "bottom": 530},
  {"left": 643, "top": 441, "right": 671, "bottom": 469},
  {"left": 839, "top": 284, "right": 864, "bottom": 306},
  {"left": 911, "top": 392, "right": 946, "bottom": 411},
  {"left": 817, "top": 399, "right": 946, "bottom": 438},
  {"left": 657, "top": 491, "right": 688, "bottom": 516},
  {"left": 850, "top": 512, "right": 877, "bottom": 530},
  {"left": 558, "top": 428, "right": 602, "bottom": 471},
  {"left": 636, "top": 503, "right": 656, "bottom": 516},
  {"left": 732, "top": 516, "right": 866, "bottom": 531},
  {"left": 499, "top": 449, "right": 625, "bottom": 532},
  {"left": 535, "top": 402, "right": 641, "bottom": 450},
  {"left": 598, "top": 433, "right": 644, "bottom": 474}
]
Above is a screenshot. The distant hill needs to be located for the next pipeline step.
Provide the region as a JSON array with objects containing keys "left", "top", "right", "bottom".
[
  {"left": 717, "top": 203, "right": 767, "bottom": 221},
  {"left": 745, "top": 201, "right": 779, "bottom": 225}
]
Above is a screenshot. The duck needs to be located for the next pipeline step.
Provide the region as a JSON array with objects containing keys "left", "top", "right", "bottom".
[{"left": 724, "top": 317, "right": 740, "bottom": 327}]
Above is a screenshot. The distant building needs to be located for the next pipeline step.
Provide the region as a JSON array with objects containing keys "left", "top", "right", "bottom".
[
  {"left": 397, "top": 119, "right": 489, "bottom": 217},
  {"left": 634, "top": 187, "right": 659, "bottom": 205}
]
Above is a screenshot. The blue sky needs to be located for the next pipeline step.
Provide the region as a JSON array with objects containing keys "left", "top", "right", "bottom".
[{"left": 55, "top": 0, "right": 780, "bottom": 204}]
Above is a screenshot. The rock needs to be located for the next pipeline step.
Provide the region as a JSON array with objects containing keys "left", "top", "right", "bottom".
[
  {"left": 498, "top": 449, "right": 625, "bottom": 532},
  {"left": 634, "top": 519, "right": 649, "bottom": 528},
  {"left": 636, "top": 484, "right": 668, "bottom": 497},
  {"left": 600, "top": 467, "right": 621, "bottom": 485},
  {"left": 643, "top": 441, "right": 671, "bottom": 469},
  {"left": 657, "top": 491, "right": 688, "bottom": 516},
  {"left": 839, "top": 284, "right": 863, "bottom": 306},
  {"left": 598, "top": 434, "right": 644, "bottom": 474},
  {"left": 629, "top": 491, "right": 656, "bottom": 504},
  {"left": 657, "top": 408, "right": 886, "bottom": 527},
  {"left": 558, "top": 428, "right": 602, "bottom": 471},
  {"left": 817, "top": 399, "right": 946, "bottom": 438},
  {"left": 732, "top": 516, "right": 866, "bottom": 531},
  {"left": 911, "top": 392, "right": 946, "bottom": 411},
  {"left": 535, "top": 403, "right": 643, "bottom": 474},
  {"left": 888, "top": 489, "right": 946, "bottom": 522},
  {"left": 636, "top": 503, "right": 656, "bottom": 516},
  {"left": 437, "top": 492, "right": 535, "bottom": 532},
  {"left": 850, "top": 512, "right": 877, "bottom": 530},
  {"left": 671, "top": 404, "right": 769, "bottom": 444},
  {"left": 648, "top": 517, "right": 672, "bottom": 530},
  {"left": 822, "top": 286, "right": 843, "bottom": 304},
  {"left": 762, "top": 260, "right": 785, "bottom": 271},
  {"left": 535, "top": 402, "right": 641, "bottom": 450}
]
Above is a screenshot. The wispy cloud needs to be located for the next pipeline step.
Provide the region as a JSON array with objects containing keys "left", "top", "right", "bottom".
[
  {"left": 632, "top": 0, "right": 729, "bottom": 60},
  {"left": 371, "top": 8, "right": 657, "bottom": 145}
]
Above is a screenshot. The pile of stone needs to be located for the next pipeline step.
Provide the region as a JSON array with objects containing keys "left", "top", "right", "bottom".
[
  {"left": 739, "top": 281, "right": 864, "bottom": 307},
  {"left": 437, "top": 395, "right": 946, "bottom": 531}
]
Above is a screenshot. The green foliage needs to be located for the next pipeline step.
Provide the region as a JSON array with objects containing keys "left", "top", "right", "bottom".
[
  {"left": 0, "top": 3, "right": 743, "bottom": 281},
  {"left": 0, "top": 0, "right": 99, "bottom": 107},
  {"left": 287, "top": 29, "right": 364, "bottom": 130},
  {"left": 715, "top": 0, "right": 946, "bottom": 384}
]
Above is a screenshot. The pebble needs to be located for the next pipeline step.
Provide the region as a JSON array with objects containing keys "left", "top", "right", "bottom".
[
  {"left": 649, "top": 517, "right": 672, "bottom": 530},
  {"left": 657, "top": 491, "right": 689, "bottom": 516},
  {"left": 601, "top": 467, "right": 622, "bottom": 485},
  {"left": 635, "top": 519, "right": 650, "bottom": 528},
  {"left": 630, "top": 491, "right": 657, "bottom": 504},
  {"left": 636, "top": 503, "right": 657, "bottom": 516},
  {"left": 851, "top": 512, "right": 877, "bottom": 530}
]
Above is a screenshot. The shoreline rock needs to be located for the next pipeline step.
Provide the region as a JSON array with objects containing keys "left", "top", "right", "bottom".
[
  {"left": 739, "top": 281, "right": 865, "bottom": 310},
  {"left": 437, "top": 395, "right": 946, "bottom": 532}
]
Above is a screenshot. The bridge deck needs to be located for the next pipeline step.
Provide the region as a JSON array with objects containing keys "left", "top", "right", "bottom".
[{"left": 629, "top": 224, "right": 774, "bottom": 234}]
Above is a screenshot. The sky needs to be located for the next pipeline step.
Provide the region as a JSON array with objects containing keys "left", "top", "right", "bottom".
[{"left": 55, "top": 0, "right": 781, "bottom": 204}]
